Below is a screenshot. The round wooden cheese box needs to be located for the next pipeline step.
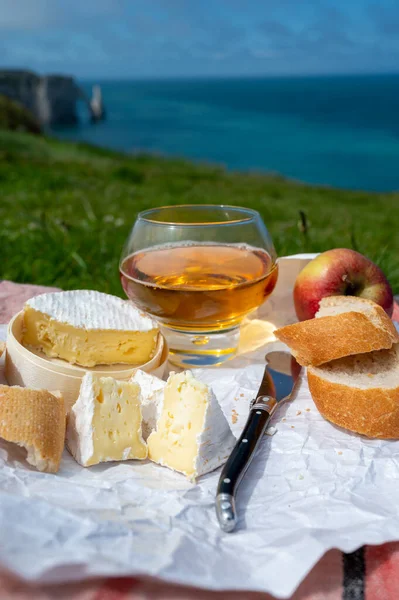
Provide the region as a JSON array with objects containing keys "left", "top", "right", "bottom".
[{"left": 5, "top": 311, "right": 168, "bottom": 411}]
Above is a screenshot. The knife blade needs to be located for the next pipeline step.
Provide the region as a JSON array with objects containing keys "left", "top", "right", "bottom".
[{"left": 215, "top": 350, "right": 302, "bottom": 533}]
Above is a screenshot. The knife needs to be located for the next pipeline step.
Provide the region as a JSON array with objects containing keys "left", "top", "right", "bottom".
[{"left": 215, "top": 350, "right": 302, "bottom": 533}]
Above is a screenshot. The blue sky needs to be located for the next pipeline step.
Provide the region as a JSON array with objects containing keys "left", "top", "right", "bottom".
[{"left": 0, "top": 0, "right": 399, "bottom": 78}]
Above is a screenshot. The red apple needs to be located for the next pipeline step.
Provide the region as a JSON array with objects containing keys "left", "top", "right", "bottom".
[{"left": 294, "top": 248, "right": 394, "bottom": 321}]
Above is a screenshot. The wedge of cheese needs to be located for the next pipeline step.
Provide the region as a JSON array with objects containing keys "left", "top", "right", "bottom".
[
  {"left": 22, "top": 290, "right": 159, "bottom": 367},
  {"left": 147, "top": 371, "right": 236, "bottom": 481},
  {"left": 130, "top": 370, "right": 166, "bottom": 440},
  {"left": 66, "top": 372, "right": 147, "bottom": 466}
]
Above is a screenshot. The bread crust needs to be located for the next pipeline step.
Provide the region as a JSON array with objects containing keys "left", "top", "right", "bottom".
[
  {"left": 0, "top": 385, "right": 65, "bottom": 472},
  {"left": 275, "top": 309, "right": 398, "bottom": 367},
  {"left": 307, "top": 369, "right": 399, "bottom": 439}
]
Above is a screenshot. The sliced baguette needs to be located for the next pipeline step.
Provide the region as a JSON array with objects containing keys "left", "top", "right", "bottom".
[
  {"left": 0, "top": 385, "right": 66, "bottom": 472},
  {"left": 307, "top": 344, "right": 399, "bottom": 439},
  {"left": 275, "top": 296, "right": 398, "bottom": 366}
]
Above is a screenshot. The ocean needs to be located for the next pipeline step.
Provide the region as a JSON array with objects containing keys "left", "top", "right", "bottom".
[{"left": 52, "top": 74, "right": 399, "bottom": 192}]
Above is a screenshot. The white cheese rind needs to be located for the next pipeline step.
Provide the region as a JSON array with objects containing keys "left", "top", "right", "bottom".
[
  {"left": 26, "top": 290, "right": 157, "bottom": 332},
  {"left": 130, "top": 370, "right": 166, "bottom": 440},
  {"left": 66, "top": 372, "right": 95, "bottom": 466},
  {"left": 194, "top": 384, "right": 236, "bottom": 479}
]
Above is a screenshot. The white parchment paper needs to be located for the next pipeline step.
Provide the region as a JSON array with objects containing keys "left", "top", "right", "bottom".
[{"left": 1, "top": 254, "right": 399, "bottom": 599}]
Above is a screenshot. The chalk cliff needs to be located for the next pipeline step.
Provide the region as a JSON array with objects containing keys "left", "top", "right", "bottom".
[{"left": 0, "top": 70, "right": 104, "bottom": 126}]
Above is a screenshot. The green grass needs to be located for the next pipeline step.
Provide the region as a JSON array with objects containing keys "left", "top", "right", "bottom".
[
  {"left": 1, "top": 130, "right": 398, "bottom": 295},
  {"left": 0, "top": 95, "right": 42, "bottom": 135}
]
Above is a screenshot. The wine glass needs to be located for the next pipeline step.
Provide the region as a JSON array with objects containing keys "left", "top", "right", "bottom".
[{"left": 120, "top": 205, "right": 278, "bottom": 367}]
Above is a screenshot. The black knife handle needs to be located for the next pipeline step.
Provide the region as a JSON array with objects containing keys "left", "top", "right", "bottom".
[{"left": 216, "top": 395, "right": 276, "bottom": 533}]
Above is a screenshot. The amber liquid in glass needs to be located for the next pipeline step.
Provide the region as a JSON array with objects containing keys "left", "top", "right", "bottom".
[{"left": 121, "top": 243, "right": 278, "bottom": 331}]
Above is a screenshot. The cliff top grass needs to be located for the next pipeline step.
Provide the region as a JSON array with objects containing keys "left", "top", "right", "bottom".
[
  {"left": 0, "top": 129, "right": 398, "bottom": 295},
  {"left": 0, "top": 95, "right": 41, "bottom": 135}
]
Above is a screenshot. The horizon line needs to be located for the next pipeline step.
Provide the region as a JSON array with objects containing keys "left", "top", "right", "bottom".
[
  {"left": 77, "top": 70, "right": 399, "bottom": 82},
  {"left": 2, "top": 66, "right": 399, "bottom": 81}
]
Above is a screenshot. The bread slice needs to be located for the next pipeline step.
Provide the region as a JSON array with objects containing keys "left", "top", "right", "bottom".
[
  {"left": 275, "top": 296, "right": 398, "bottom": 367},
  {"left": 0, "top": 385, "right": 66, "bottom": 472},
  {"left": 316, "top": 295, "right": 394, "bottom": 319},
  {"left": 307, "top": 344, "right": 399, "bottom": 438}
]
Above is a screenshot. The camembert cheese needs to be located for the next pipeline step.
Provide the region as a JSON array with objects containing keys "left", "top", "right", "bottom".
[
  {"left": 22, "top": 290, "right": 159, "bottom": 367},
  {"left": 66, "top": 372, "right": 147, "bottom": 466},
  {"left": 130, "top": 370, "right": 166, "bottom": 440},
  {"left": 147, "top": 371, "right": 236, "bottom": 481}
]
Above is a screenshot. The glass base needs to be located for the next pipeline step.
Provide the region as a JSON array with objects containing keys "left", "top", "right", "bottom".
[{"left": 161, "top": 325, "right": 240, "bottom": 368}]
